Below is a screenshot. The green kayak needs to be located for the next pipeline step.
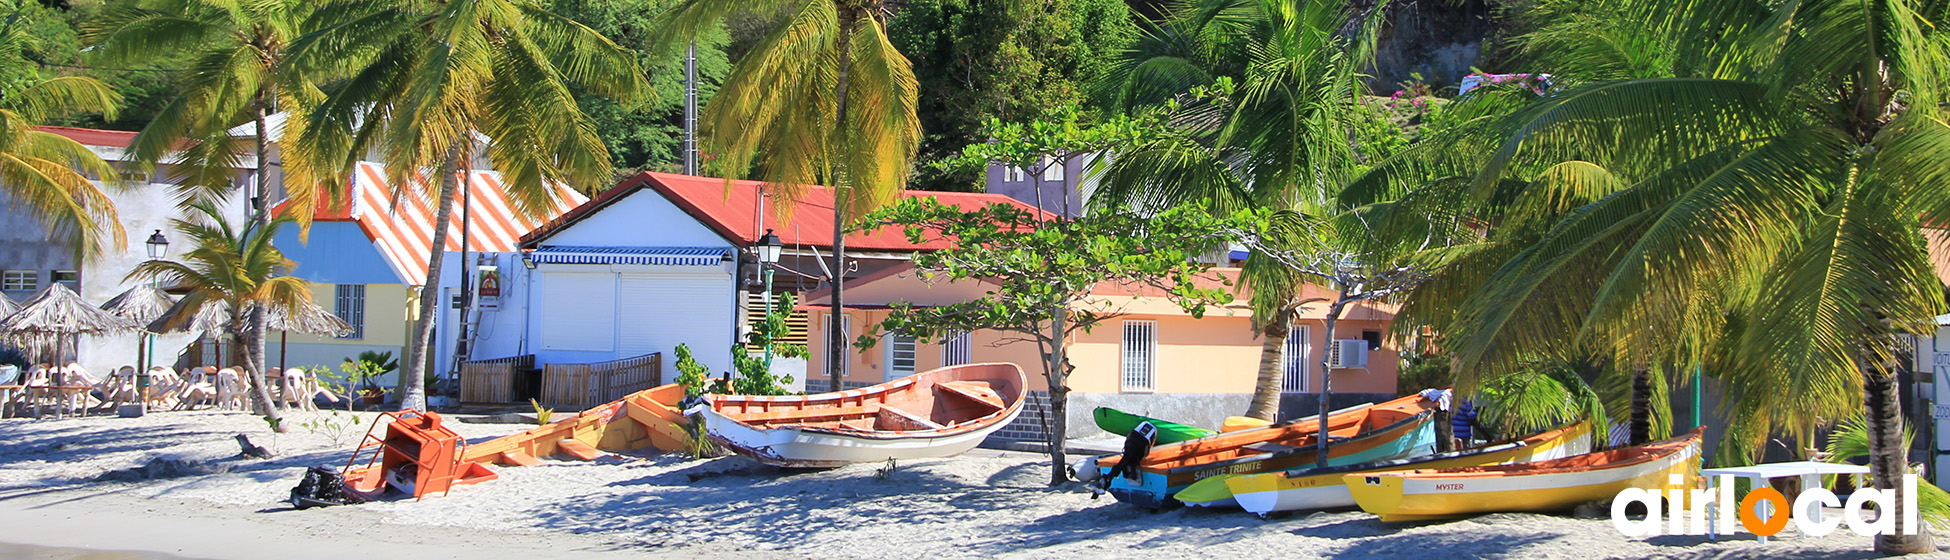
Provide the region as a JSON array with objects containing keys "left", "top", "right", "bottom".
[{"left": 1093, "top": 407, "right": 1216, "bottom": 444}]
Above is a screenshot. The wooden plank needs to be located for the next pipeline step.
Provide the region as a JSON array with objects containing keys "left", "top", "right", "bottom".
[
  {"left": 497, "top": 450, "right": 540, "bottom": 467},
  {"left": 555, "top": 439, "right": 601, "bottom": 461}
]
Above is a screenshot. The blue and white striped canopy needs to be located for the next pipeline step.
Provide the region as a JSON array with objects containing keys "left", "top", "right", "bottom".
[{"left": 528, "top": 246, "right": 727, "bottom": 266}]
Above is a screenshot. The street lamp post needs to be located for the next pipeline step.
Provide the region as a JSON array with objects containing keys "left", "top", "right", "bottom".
[
  {"left": 141, "top": 230, "right": 168, "bottom": 412},
  {"left": 754, "top": 230, "right": 783, "bottom": 369}
]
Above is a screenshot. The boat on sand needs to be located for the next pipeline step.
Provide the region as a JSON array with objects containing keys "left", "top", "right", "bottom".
[
  {"left": 1092, "top": 407, "right": 1215, "bottom": 444},
  {"left": 1095, "top": 393, "right": 1441, "bottom": 508},
  {"left": 1195, "top": 421, "right": 1593, "bottom": 515},
  {"left": 1344, "top": 428, "right": 1703, "bottom": 522},
  {"left": 699, "top": 363, "right": 1027, "bottom": 468}
]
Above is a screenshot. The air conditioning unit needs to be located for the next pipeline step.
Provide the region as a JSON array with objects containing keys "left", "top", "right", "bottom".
[{"left": 1328, "top": 339, "right": 1370, "bottom": 369}]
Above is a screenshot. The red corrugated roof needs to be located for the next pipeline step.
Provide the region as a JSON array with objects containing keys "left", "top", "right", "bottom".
[
  {"left": 36, "top": 126, "right": 138, "bottom": 147},
  {"left": 521, "top": 171, "right": 1045, "bottom": 252}
]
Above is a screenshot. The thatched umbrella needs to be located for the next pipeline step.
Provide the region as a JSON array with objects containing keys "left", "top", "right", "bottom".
[
  {"left": 0, "top": 283, "right": 139, "bottom": 365},
  {"left": 0, "top": 290, "right": 19, "bottom": 318},
  {"left": 101, "top": 285, "right": 176, "bottom": 372},
  {"left": 147, "top": 297, "right": 353, "bottom": 369}
]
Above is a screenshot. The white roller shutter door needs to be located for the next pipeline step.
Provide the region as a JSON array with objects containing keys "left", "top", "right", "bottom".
[
  {"left": 541, "top": 272, "right": 616, "bottom": 351},
  {"left": 618, "top": 270, "right": 733, "bottom": 368}
]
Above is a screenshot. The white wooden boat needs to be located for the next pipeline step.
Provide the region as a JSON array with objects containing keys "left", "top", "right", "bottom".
[{"left": 699, "top": 363, "right": 1028, "bottom": 467}]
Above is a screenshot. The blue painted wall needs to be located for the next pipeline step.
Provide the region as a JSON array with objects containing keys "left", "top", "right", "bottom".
[{"left": 274, "top": 223, "right": 402, "bottom": 285}]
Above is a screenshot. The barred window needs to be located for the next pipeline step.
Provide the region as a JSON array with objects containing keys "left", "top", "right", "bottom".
[
  {"left": 334, "top": 284, "right": 366, "bottom": 339},
  {"left": 1121, "top": 320, "right": 1156, "bottom": 391},
  {"left": 1282, "top": 325, "right": 1311, "bottom": 393},
  {"left": 941, "top": 331, "right": 972, "bottom": 366}
]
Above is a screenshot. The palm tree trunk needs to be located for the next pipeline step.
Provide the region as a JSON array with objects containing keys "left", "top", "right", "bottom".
[
  {"left": 400, "top": 141, "right": 464, "bottom": 412},
  {"left": 825, "top": 6, "right": 860, "bottom": 394},
  {"left": 1045, "top": 304, "right": 1070, "bottom": 486},
  {"left": 241, "top": 307, "right": 285, "bottom": 431},
  {"left": 1865, "top": 342, "right": 1936, "bottom": 554},
  {"left": 1244, "top": 306, "right": 1291, "bottom": 422},
  {"left": 1315, "top": 291, "right": 1349, "bottom": 469},
  {"left": 245, "top": 94, "right": 285, "bottom": 429},
  {"left": 1630, "top": 367, "right": 1651, "bottom": 445}
]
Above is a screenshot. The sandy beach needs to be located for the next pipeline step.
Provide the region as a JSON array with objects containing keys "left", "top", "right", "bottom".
[{"left": 0, "top": 410, "right": 1919, "bottom": 560}]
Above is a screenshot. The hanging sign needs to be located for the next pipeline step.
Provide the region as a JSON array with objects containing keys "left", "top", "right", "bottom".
[{"left": 477, "top": 265, "right": 501, "bottom": 310}]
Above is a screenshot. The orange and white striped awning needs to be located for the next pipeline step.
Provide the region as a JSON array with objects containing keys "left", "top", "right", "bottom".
[{"left": 346, "top": 162, "right": 587, "bottom": 285}]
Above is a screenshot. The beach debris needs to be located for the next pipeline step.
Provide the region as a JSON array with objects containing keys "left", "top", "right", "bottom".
[
  {"left": 290, "top": 466, "right": 363, "bottom": 509},
  {"left": 96, "top": 457, "right": 226, "bottom": 482},
  {"left": 235, "top": 434, "right": 273, "bottom": 460}
]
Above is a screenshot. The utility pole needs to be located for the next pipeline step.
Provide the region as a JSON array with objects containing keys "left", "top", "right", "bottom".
[{"left": 683, "top": 40, "right": 699, "bottom": 175}]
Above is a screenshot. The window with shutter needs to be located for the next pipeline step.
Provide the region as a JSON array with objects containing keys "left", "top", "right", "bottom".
[{"left": 1121, "top": 320, "right": 1156, "bottom": 391}]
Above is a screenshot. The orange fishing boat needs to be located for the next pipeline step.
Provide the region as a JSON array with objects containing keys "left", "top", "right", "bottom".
[
  {"left": 700, "top": 363, "right": 1028, "bottom": 467},
  {"left": 1094, "top": 392, "right": 1441, "bottom": 508}
]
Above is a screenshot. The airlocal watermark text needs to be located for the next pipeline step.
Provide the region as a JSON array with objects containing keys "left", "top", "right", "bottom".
[{"left": 1612, "top": 474, "right": 1919, "bottom": 538}]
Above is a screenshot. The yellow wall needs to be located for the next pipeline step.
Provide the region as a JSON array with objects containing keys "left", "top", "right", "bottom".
[
  {"left": 281, "top": 283, "right": 414, "bottom": 347},
  {"left": 805, "top": 307, "right": 1398, "bottom": 395}
]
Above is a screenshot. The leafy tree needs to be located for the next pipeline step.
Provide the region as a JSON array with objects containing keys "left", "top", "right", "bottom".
[
  {"left": 890, "top": 0, "right": 1138, "bottom": 191},
  {"left": 0, "top": 1, "right": 183, "bottom": 132},
  {"left": 947, "top": 105, "right": 1160, "bottom": 216},
  {"left": 129, "top": 201, "right": 312, "bottom": 429},
  {"left": 1348, "top": 0, "right": 1950, "bottom": 552},
  {"left": 1094, "top": 0, "right": 1394, "bottom": 423},
  {"left": 856, "top": 198, "right": 1236, "bottom": 486},
  {"left": 651, "top": 0, "right": 922, "bottom": 393},
  {"left": 288, "top": 0, "right": 647, "bottom": 412},
  {"left": 539, "top": 0, "right": 730, "bottom": 176},
  {"left": 730, "top": 292, "right": 805, "bottom": 395},
  {"left": 0, "top": 1, "right": 124, "bottom": 260}
]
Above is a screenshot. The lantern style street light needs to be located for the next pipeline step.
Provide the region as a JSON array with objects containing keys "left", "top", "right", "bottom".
[
  {"left": 145, "top": 230, "right": 169, "bottom": 259},
  {"left": 140, "top": 230, "right": 168, "bottom": 412},
  {"left": 755, "top": 229, "right": 783, "bottom": 368}
]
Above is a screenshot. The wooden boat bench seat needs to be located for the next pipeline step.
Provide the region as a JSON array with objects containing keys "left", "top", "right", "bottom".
[
  {"left": 936, "top": 381, "right": 1005, "bottom": 413},
  {"left": 739, "top": 404, "right": 883, "bottom": 425},
  {"left": 875, "top": 406, "right": 945, "bottom": 431}
]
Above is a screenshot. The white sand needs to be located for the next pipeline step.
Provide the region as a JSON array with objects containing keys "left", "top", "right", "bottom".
[{"left": 0, "top": 411, "right": 1925, "bottom": 560}]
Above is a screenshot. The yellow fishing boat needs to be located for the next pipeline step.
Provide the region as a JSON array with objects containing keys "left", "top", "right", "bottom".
[
  {"left": 1211, "top": 421, "right": 1593, "bottom": 515},
  {"left": 1343, "top": 428, "right": 1702, "bottom": 522}
]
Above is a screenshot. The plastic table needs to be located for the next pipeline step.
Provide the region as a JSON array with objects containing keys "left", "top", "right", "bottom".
[{"left": 1701, "top": 461, "right": 1870, "bottom": 543}]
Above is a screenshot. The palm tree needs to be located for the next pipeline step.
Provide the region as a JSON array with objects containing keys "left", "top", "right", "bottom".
[
  {"left": 648, "top": 0, "right": 921, "bottom": 392},
  {"left": 84, "top": 0, "right": 316, "bottom": 220},
  {"left": 1093, "top": 0, "right": 1386, "bottom": 422},
  {"left": 87, "top": 0, "right": 322, "bottom": 414},
  {"left": 1353, "top": 0, "right": 1950, "bottom": 552},
  {"left": 0, "top": 4, "right": 124, "bottom": 260},
  {"left": 129, "top": 201, "right": 312, "bottom": 428},
  {"left": 285, "top": 0, "right": 646, "bottom": 411}
]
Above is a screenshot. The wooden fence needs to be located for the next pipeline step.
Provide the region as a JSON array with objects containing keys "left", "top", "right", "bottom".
[
  {"left": 460, "top": 354, "right": 534, "bottom": 404},
  {"left": 539, "top": 352, "right": 662, "bottom": 410}
]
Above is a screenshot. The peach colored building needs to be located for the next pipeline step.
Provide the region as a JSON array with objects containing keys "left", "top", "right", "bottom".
[{"left": 803, "top": 265, "right": 1403, "bottom": 441}]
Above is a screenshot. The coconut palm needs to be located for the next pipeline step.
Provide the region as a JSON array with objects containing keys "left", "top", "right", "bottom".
[
  {"left": 87, "top": 0, "right": 326, "bottom": 416},
  {"left": 0, "top": 3, "right": 124, "bottom": 260},
  {"left": 284, "top": 0, "right": 645, "bottom": 411},
  {"left": 129, "top": 201, "right": 312, "bottom": 429},
  {"left": 84, "top": 0, "right": 318, "bottom": 219},
  {"left": 648, "top": 0, "right": 921, "bottom": 392},
  {"left": 1093, "top": 0, "right": 1391, "bottom": 422},
  {"left": 1351, "top": 0, "right": 1950, "bottom": 552}
]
